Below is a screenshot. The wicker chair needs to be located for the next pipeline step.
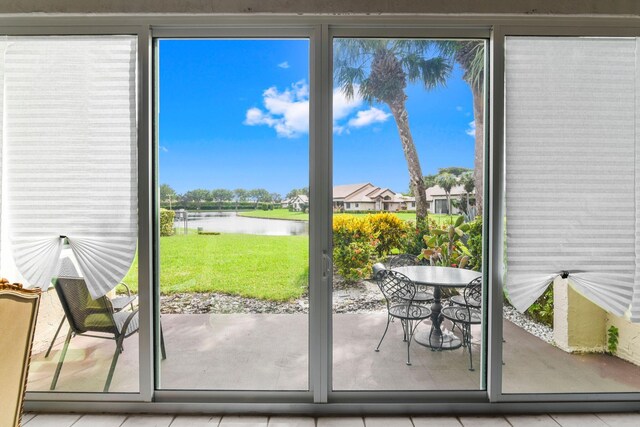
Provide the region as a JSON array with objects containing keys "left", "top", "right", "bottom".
[
  {"left": 438, "top": 277, "right": 482, "bottom": 371},
  {"left": 372, "top": 263, "right": 432, "bottom": 365},
  {"left": 49, "top": 277, "right": 166, "bottom": 392}
]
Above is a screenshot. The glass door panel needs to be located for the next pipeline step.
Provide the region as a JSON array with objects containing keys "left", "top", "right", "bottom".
[
  {"left": 331, "top": 37, "right": 486, "bottom": 391},
  {"left": 156, "top": 39, "right": 310, "bottom": 390},
  {"left": 502, "top": 36, "right": 640, "bottom": 394},
  {"left": 0, "top": 35, "right": 141, "bottom": 394}
]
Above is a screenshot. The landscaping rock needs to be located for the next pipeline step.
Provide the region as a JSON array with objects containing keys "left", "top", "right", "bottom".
[{"left": 159, "top": 279, "right": 554, "bottom": 345}]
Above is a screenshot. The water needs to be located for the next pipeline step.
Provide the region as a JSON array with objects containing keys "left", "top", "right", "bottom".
[{"left": 175, "top": 211, "right": 308, "bottom": 236}]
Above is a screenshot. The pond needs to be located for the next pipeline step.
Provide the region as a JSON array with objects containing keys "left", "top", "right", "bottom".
[{"left": 174, "top": 211, "right": 308, "bottom": 236}]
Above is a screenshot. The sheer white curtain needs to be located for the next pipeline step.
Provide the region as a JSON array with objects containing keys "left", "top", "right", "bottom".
[
  {"left": 505, "top": 37, "right": 640, "bottom": 320},
  {"left": 0, "top": 36, "right": 137, "bottom": 299}
]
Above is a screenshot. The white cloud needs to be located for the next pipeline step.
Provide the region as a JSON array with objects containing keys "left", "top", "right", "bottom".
[
  {"left": 244, "top": 80, "right": 310, "bottom": 138},
  {"left": 466, "top": 120, "right": 476, "bottom": 136},
  {"left": 160, "top": 146, "right": 169, "bottom": 153},
  {"left": 245, "top": 81, "right": 390, "bottom": 138},
  {"left": 347, "top": 107, "right": 391, "bottom": 128},
  {"left": 456, "top": 106, "right": 463, "bottom": 112},
  {"left": 278, "top": 61, "right": 290, "bottom": 69}
]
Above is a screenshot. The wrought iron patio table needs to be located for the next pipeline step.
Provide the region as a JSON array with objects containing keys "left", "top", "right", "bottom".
[{"left": 391, "top": 266, "right": 482, "bottom": 350}]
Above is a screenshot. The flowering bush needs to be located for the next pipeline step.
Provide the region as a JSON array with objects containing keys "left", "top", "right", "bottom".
[
  {"left": 366, "top": 212, "right": 411, "bottom": 257},
  {"left": 333, "top": 215, "right": 379, "bottom": 283}
]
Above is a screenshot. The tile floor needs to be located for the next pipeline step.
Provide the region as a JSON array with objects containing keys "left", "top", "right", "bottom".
[{"left": 21, "top": 412, "right": 640, "bottom": 427}]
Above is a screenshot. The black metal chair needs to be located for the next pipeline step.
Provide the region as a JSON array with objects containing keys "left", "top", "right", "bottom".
[
  {"left": 438, "top": 277, "right": 482, "bottom": 371},
  {"left": 449, "top": 276, "right": 482, "bottom": 309},
  {"left": 383, "top": 254, "right": 434, "bottom": 303},
  {"left": 372, "top": 263, "right": 432, "bottom": 365},
  {"left": 48, "top": 277, "right": 166, "bottom": 392}
]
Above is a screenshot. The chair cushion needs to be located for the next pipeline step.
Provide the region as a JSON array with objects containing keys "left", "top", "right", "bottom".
[
  {"left": 441, "top": 306, "right": 482, "bottom": 324},
  {"left": 389, "top": 304, "right": 431, "bottom": 320},
  {"left": 113, "top": 310, "right": 139, "bottom": 336}
]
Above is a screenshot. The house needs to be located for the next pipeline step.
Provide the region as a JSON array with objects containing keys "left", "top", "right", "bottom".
[
  {"left": 333, "top": 183, "right": 411, "bottom": 212},
  {"left": 425, "top": 184, "right": 475, "bottom": 214},
  {"left": 287, "top": 194, "right": 309, "bottom": 211}
]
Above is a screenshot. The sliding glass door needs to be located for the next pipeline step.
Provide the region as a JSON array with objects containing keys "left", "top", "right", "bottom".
[
  {"left": 330, "top": 36, "right": 487, "bottom": 391},
  {"left": 155, "top": 38, "right": 310, "bottom": 390}
]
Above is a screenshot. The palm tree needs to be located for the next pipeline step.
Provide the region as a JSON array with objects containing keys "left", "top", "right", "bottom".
[
  {"left": 160, "top": 184, "right": 178, "bottom": 210},
  {"left": 435, "top": 172, "right": 458, "bottom": 215},
  {"left": 460, "top": 170, "right": 475, "bottom": 212},
  {"left": 334, "top": 39, "right": 453, "bottom": 223},
  {"left": 441, "top": 41, "right": 485, "bottom": 215}
]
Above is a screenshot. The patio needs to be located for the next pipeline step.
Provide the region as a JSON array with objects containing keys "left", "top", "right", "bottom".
[{"left": 27, "top": 313, "right": 640, "bottom": 394}]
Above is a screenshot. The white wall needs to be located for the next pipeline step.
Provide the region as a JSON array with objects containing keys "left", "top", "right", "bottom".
[{"left": 0, "top": 1, "right": 638, "bottom": 15}]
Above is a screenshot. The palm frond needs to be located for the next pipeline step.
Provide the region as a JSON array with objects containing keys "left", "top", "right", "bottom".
[
  {"left": 334, "top": 64, "right": 366, "bottom": 99},
  {"left": 466, "top": 42, "right": 485, "bottom": 91},
  {"left": 411, "top": 56, "right": 453, "bottom": 89},
  {"left": 392, "top": 39, "right": 433, "bottom": 56}
]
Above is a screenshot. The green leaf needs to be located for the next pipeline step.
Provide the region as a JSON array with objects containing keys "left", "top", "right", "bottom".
[
  {"left": 431, "top": 229, "right": 446, "bottom": 236},
  {"left": 454, "top": 215, "right": 464, "bottom": 227}
]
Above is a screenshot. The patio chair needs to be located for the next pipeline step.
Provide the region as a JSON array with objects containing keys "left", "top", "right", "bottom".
[
  {"left": 48, "top": 277, "right": 166, "bottom": 392},
  {"left": 382, "top": 253, "right": 434, "bottom": 303},
  {"left": 45, "top": 281, "right": 136, "bottom": 358},
  {"left": 438, "top": 277, "right": 482, "bottom": 371},
  {"left": 372, "top": 263, "right": 432, "bottom": 365}
]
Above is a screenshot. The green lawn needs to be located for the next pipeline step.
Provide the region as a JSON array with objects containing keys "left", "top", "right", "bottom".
[
  {"left": 238, "top": 209, "right": 309, "bottom": 221},
  {"left": 240, "top": 208, "right": 460, "bottom": 226},
  {"left": 122, "top": 233, "right": 309, "bottom": 301}
]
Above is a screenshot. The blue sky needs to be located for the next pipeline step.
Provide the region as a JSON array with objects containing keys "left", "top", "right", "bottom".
[{"left": 158, "top": 39, "right": 477, "bottom": 196}]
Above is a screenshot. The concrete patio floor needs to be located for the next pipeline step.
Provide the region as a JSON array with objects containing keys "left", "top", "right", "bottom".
[{"left": 27, "top": 313, "right": 640, "bottom": 394}]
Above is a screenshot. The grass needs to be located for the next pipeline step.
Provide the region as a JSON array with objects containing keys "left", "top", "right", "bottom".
[
  {"left": 122, "top": 232, "right": 309, "bottom": 301},
  {"left": 238, "top": 209, "right": 309, "bottom": 221},
  {"left": 240, "top": 208, "right": 460, "bottom": 226}
]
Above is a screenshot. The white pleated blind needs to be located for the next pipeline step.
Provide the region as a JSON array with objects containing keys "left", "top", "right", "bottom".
[
  {"left": 505, "top": 37, "right": 640, "bottom": 319},
  {"left": 1, "top": 36, "right": 137, "bottom": 298}
]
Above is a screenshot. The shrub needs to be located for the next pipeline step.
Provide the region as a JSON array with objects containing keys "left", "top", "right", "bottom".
[
  {"left": 332, "top": 214, "right": 378, "bottom": 283},
  {"left": 366, "top": 212, "right": 411, "bottom": 257},
  {"left": 526, "top": 285, "right": 553, "bottom": 327},
  {"left": 160, "top": 208, "right": 175, "bottom": 236},
  {"left": 466, "top": 216, "right": 483, "bottom": 271},
  {"left": 421, "top": 215, "right": 471, "bottom": 268},
  {"left": 403, "top": 218, "right": 437, "bottom": 256}
]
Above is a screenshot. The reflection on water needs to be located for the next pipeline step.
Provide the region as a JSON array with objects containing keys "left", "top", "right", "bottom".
[{"left": 175, "top": 211, "right": 308, "bottom": 236}]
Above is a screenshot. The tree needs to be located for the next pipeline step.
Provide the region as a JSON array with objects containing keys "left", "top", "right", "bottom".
[
  {"left": 271, "top": 192, "right": 283, "bottom": 204},
  {"left": 441, "top": 41, "right": 485, "bottom": 215},
  {"left": 438, "top": 166, "right": 471, "bottom": 177},
  {"left": 233, "top": 188, "right": 248, "bottom": 210},
  {"left": 183, "top": 188, "right": 210, "bottom": 210},
  {"left": 211, "top": 188, "right": 233, "bottom": 210},
  {"left": 460, "top": 170, "right": 475, "bottom": 212},
  {"left": 334, "top": 39, "right": 452, "bottom": 223},
  {"left": 160, "top": 184, "right": 178, "bottom": 210},
  {"left": 435, "top": 172, "right": 458, "bottom": 215},
  {"left": 423, "top": 174, "right": 438, "bottom": 190},
  {"left": 286, "top": 187, "right": 309, "bottom": 199},
  {"left": 248, "top": 188, "right": 271, "bottom": 207}
]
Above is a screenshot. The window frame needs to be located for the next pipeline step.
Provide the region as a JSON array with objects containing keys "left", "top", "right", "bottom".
[{"left": 0, "top": 13, "right": 636, "bottom": 414}]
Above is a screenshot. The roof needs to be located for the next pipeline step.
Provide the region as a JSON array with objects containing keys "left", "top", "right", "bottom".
[
  {"left": 425, "top": 184, "right": 473, "bottom": 200},
  {"left": 333, "top": 183, "right": 374, "bottom": 200},
  {"left": 334, "top": 183, "right": 407, "bottom": 204}
]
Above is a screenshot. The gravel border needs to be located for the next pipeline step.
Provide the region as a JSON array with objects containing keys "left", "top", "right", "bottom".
[{"left": 160, "top": 279, "right": 554, "bottom": 344}]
